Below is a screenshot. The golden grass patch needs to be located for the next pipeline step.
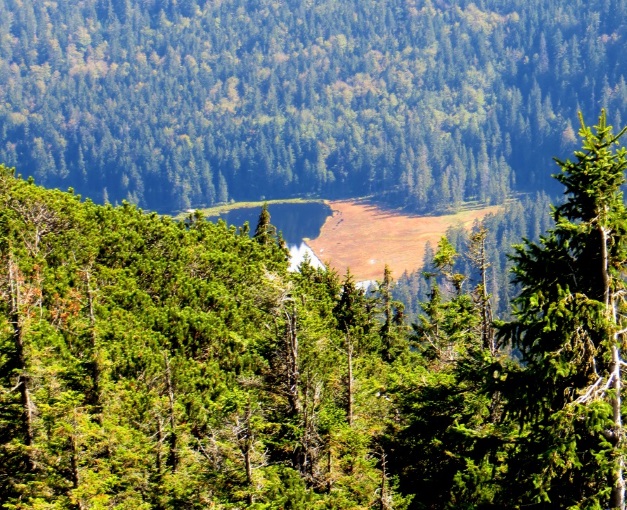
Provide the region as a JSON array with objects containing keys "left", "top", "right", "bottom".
[{"left": 306, "top": 199, "right": 501, "bottom": 282}]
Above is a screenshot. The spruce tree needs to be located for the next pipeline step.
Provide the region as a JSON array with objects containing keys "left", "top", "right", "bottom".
[
  {"left": 377, "top": 265, "right": 407, "bottom": 362},
  {"left": 254, "top": 203, "right": 277, "bottom": 246},
  {"left": 499, "top": 110, "right": 627, "bottom": 508}
]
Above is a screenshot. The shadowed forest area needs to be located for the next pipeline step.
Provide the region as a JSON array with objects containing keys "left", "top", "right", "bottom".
[
  {"left": 0, "top": 0, "right": 625, "bottom": 212},
  {"left": 2, "top": 0, "right": 627, "bottom": 507}
]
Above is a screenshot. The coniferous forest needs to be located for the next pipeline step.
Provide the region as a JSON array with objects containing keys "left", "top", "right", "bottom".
[
  {"left": 3, "top": 0, "right": 627, "bottom": 507},
  {"left": 2, "top": 112, "right": 627, "bottom": 508},
  {"left": 0, "top": 0, "right": 626, "bottom": 211}
]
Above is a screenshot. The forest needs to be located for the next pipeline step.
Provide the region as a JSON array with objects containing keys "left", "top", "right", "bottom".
[
  {"left": 3, "top": 0, "right": 627, "bottom": 507},
  {"left": 2, "top": 112, "right": 627, "bottom": 509},
  {"left": 0, "top": 0, "right": 626, "bottom": 211}
]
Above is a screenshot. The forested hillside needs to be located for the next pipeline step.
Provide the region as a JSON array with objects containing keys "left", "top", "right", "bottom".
[
  {"left": 0, "top": 0, "right": 625, "bottom": 211},
  {"left": 393, "top": 191, "right": 554, "bottom": 319},
  {"left": 3, "top": 113, "right": 627, "bottom": 508},
  {"left": 0, "top": 163, "right": 413, "bottom": 508}
]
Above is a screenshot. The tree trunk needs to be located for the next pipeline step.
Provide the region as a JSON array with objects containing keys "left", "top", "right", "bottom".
[
  {"left": 347, "top": 335, "right": 354, "bottom": 427},
  {"left": 84, "top": 268, "right": 102, "bottom": 417},
  {"left": 242, "top": 421, "right": 254, "bottom": 506},
  {"left": 8, "top": 256, "right": 35, "bottom": 470},
  {"left": 379, "top": 449, "right": 389, "bottom": 510},
  {"left": 470, "top": 228, "right": 494, "bottom": 354},
  {"left": 163, "top": 352, "right": 178, "bottom": 472},
  {"left": 156, "top": 416, "right": 164, "bottom": 477},
  {"left": 601, "top": 222, "right": 624, "bottom": 509},
  {"left": 285, "top": 307, "right": 301, "bottom": 416},
  {"left": 611, "top": 343, "right": 625, "bottom": 510},
  {"left": 70, "top": 427, "right": 87, "bottom": 510},
  {"left": 235, "top": 400, "right": 255, "bottom": 506},
  {"left": 479, "top": 237, "right": 494, "bottom": 354}
]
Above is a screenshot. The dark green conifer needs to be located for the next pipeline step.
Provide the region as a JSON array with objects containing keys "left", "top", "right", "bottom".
[
  {"left": 498, "top": 110, "right": 627, "bottom": 508},
  {"left": 377, "top": 265, "right": 407, "bottom": 362},
  {"left": 253, "top": 203, "right": 277, "bottom": 246}
]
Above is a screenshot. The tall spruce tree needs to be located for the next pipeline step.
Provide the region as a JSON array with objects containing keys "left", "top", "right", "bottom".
[
  {"left": 498, "top": 110, "right": 627, "bottom": 508},
  {"left": 377, "top": 265, "right": 407, "bottom": 362},
  {"left": 254, "top": 203, "right": 276, "bottom": 246}
]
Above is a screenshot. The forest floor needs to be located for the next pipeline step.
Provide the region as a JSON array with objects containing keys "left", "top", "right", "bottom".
[{"left": 306, "top": 199, "right": 501, "bottom": 282}]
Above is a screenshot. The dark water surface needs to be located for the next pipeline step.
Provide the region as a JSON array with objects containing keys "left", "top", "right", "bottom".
[{"left": 207, "top": 202, "right": 332, "bottom": 246}]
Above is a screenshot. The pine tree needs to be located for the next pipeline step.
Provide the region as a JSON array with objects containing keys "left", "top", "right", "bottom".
[
  {"left": 498, "top": 110, "right": 627, "bottom": 508},
  {"left": 253, "top": 203, "right": 277, "bottom": 246},
  {"left": 412, "top": 237, "right": 475, "bottom": 366},
  {"left": 467, "top": 226, "right": 496, "bottom": 354},
  {"left": 377, "top": 265, "right": 407, "bottom": 362}
]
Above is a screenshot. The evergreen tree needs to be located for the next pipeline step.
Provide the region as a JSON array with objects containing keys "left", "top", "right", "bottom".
[
  {"left": 254, "top": 202, "right": 277, "bottom": 246},
  {"left": 376, "top": 265, "right": 407, "bottom": 362},
  {"left": 498, "top": 110, "right": 627, "bottom": 508},
  {"left": 467, "top": 226, "right": 496, "bottom": 354},
  {"left": 388, "top": 236, "right": 497, "bottom": 508}
]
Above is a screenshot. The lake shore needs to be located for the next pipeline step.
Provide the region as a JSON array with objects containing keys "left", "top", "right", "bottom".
[
  {"left": 180, "top": 197, "right": 502, "bottom": 282},
  {"left": 174, "top": 198, "right": 327, "bottom": 220},
  {"left": 305, "top": 199, "right": 501, "bottom": 281}
]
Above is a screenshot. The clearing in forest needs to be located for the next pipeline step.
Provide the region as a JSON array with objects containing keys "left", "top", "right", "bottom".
[{"left": 306, "top": 200, "right": 501, "bottom": 282}]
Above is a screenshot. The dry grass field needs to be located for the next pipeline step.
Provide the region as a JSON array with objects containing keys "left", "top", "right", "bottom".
[{"left": 306, "top": 200, "right": 501, "bottom": 282}]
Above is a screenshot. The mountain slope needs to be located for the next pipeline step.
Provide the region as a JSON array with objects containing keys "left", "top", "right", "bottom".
[{"left": 0, "top": 0, "right": 625, "bottom": 211}]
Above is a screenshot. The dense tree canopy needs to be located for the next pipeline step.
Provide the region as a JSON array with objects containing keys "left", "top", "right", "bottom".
[
  {"left": 0, "top": 164, "right": 416, "bottom": 509},
  {"left": 3, "top": 110, "right": 627, "bottom": 508},
  {"left": 0, "top": 0, "right": 625, "bottom": 211},
  {"left": 496, "top": 111, "right": 627, "bottom": 508},
  {"left": 386, "top": 112, "right": 627, "bottom": 509},
  {"left": 393, "top": 191, "right": 554, "bottom": 320}
]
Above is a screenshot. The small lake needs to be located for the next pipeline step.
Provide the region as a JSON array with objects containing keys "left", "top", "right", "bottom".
[{"left": 206, "top": 202, "right": 333, "bottom": 270}]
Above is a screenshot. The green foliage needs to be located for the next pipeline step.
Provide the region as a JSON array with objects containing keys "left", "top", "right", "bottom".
[
  {"left": 376, "top": 265, "right": 408, "bottom": 362},
  {"left": 0, "top": 0, "right": 625, "bottom": 211},
  {"left": 381, "top": 233, "right": 504, "bottom": 509},
  {"left": 495, "top": 111, "right": 627, "bottom": 507},
  {"left": 253, "top": 203, "right": 275, "bottom": 245},
  {"left": 4, "top": 109, "right": 627, "bottom": 509},
  {"left": 0, "top": 166, "right": 409, "bottom": 508},
  {"left": 394, "top": 193, "right": 554, "bottom": 320}
]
